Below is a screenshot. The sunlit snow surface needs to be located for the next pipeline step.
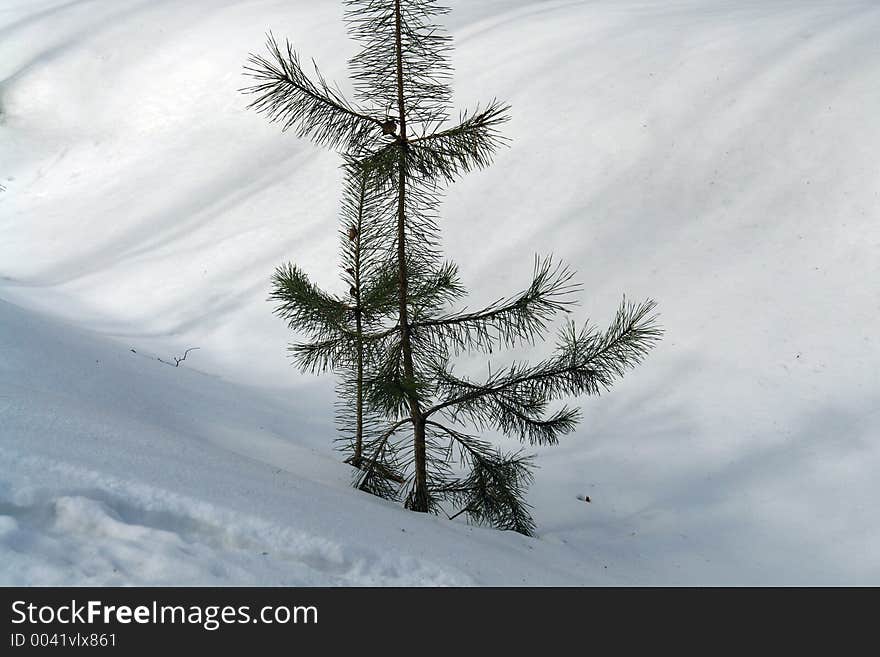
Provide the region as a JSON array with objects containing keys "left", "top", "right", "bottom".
[{"left": 1, "top": 0, "right": 879, "bottom": 584}]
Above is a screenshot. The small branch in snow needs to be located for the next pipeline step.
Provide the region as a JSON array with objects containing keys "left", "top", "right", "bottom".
[
  {"left": 447, "top": 506, "right": 472, "bottom": 522},
  {"left": 158, "top": 347, "right": 200, "bottom": 368}
]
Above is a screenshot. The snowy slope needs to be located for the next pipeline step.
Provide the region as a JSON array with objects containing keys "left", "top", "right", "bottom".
[
  {"left": 0, "top": 298, "right": 605, "bottom": 585},
  {"left": 2, "top": 0, "right": 879, "bottom": 584}
]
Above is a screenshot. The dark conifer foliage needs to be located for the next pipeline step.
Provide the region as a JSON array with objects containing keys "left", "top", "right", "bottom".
[
  {"left": 269, "top": 158, "right": 394, "bottom": 470},
  {"left": 246, "top": 0, "right": 661, "bottom": 535}
]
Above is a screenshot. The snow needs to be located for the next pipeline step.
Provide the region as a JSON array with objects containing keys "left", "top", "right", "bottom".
[
  {"left": 1, "top": 0, "right": 879, "bottom": 585},
  {"left": 0, "top": 299, "right": 601, "bottom": 585}
]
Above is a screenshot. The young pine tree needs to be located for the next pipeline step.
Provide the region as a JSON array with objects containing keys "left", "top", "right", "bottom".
[{"left": 246, "top": 0, "right": 661, "bottom": 534}]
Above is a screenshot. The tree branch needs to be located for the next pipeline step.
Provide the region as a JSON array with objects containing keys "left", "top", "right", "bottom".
[{"left": 243, "top": 33, "right": 387, "bottom": 151}]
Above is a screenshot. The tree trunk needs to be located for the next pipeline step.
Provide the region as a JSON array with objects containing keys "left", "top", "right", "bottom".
[
  {"left": 354, "top": 276, "right": 363, "bottom": 464},
  {"left": 393, "top": 0, "right": 429, "bottom": 511},
  {"left": 353, "top": 174, "right": 366, "bottom": 465}
]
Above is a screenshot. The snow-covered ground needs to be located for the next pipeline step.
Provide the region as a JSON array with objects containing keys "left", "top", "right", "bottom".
[{"left": 1, "top": 0, "right": 878, "bottom": 585}]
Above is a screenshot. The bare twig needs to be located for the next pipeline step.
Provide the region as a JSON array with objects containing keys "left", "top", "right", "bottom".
[
  {"left": 158, "top": 347, "right": 200, "bottom": 367},
  {"left": 447, "top": 506, "right": 472, "bottom": 521}
]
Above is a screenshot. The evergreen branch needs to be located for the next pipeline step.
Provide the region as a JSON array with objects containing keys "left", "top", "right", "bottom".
[
  {"left": 352, "top": 145, "right": 449, "bottom": 278},
  {"left": 271, "top": 263, "right": 349, "bottom": 339},
  {"left": 355, "top": 141, "right": 401, "bottom": 183},
  {"left": 424, "top": 420, "right": 490, "bottom": 461},
  {"left": 335, "top": 373, "right": 386, "bottom": 462},
  {"left": 345, "top": 0, "right": 453, "bottom": 128},
  {"left": 424, "top": 298, "right": 662, "bottom": 443},
  {"left": 289, "top": 337, "right": 352, "bottom": 374},
  {"left": 407, "top": 100, "right": 511, "bottom": 182},
  {"left": 355, "top": 416, "right": 412, "bottom": 494},
  {"left": 358, "top": 263, "right": 400, "bottom": 319},
  {"left": 426, "top": 421, "right": 536, "bottom": 536},
  {"left": 408, "top": 260, "right": 466, "bottom": 310},
  {"left": 460, "top": 450, "right": 536, "bottom": 536},
  {"left": 486, "top": 400, "right": 581, "bottom": 447},
  {"left": 243, "top": 33, "right": 387, "bottom": 151},
  {"left": 338, "top": 159, "right": 399, "bottom": 323},
  {"left": 361, "top": 338, "right": 422, "bottom": 417},
  {"left": 412, "top": 256, "right": 579, "bottom": 353},
  {"left": 289, "top": 326, "right": 398, "bottom": 374}
]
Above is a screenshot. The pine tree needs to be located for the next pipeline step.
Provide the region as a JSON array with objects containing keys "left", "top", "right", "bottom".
[{"left": 245, "top": 0, "right": 661, "bottom": 535}]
